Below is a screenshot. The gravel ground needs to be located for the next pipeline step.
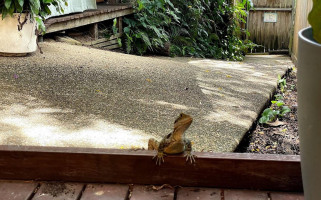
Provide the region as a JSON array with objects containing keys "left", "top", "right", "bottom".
[{"left": 0, "top": 42, "right": 293, "bottom": 151}]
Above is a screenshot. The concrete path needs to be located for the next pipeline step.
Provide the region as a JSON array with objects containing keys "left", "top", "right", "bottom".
[{"left": 0, "top": 42, "right": 293, "bottom": 152}]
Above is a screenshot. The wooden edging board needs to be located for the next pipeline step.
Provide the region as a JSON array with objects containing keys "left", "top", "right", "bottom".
[{"left": 0, "top": 145, "right": 302, "bottom": 192}]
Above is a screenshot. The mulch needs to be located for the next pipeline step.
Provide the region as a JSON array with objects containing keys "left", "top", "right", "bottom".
[{"left": 245, "top": 69, "right": 299, "bottom": 155}]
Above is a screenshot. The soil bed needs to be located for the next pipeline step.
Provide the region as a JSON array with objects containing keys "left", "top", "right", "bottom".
[{"left": 240, "top": 69, "right": 299, "bottom": 155}]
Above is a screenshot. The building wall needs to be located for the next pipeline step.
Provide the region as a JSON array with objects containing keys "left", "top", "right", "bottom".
[
  {"left": 47, "top": 0, "right": 97, "bottom": 19},
  {"left": 292, "top": 0, "right": 313, "bottom": 65}
]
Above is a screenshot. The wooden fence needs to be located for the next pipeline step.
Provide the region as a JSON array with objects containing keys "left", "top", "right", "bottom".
[
  {"left": 247, "top": 0, "right": 294, "bottom": 52},
  {"left": 292, "top": 0, "right": 313, "bottom": 65}
]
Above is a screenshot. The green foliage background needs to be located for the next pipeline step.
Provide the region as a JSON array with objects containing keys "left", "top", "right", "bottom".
[{"left": 123, "top": 0, "right": 253, "bottom": 60}]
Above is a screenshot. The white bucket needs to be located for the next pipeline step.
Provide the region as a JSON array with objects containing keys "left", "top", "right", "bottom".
[{"left": 0, "top": 13, "right": 37, "bottom": 54}]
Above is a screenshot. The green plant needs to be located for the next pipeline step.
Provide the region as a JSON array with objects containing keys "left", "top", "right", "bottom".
[
  {"left": 0, "top": 0, "right": 67, "bottom": 34},
  {"left": 259, "top": 74, "right": 291, "bottom": 125},
  {"left": 274, "top": 93, "right": 284, "bottom": 101},
  {"left": 259, "top": 99, "right": 291, "bottom": 124},
  {"left": 308, "top": 0, "right": 321, "bottom": 43},
  {"left": 277, "top": 75, "right": 287, "bottom": 93},
  {"left": 123, "top": 0, "right": 254, "bottom": 60},
  {"left": 112, "top": 18, "right": 122, "bottom": 47}
]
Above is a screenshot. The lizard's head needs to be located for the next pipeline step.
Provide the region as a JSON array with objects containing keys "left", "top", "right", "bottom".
[{"left": 174, "top": 113, "right": 193, "bottom": 131}]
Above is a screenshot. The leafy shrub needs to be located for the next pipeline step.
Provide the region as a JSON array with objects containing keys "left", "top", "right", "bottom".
[
  {"left": 123, "top": 0, "right": 176, "bottom": 55},
  {"left": 123, "top": 0, "right": 253, "bottom": 60}
]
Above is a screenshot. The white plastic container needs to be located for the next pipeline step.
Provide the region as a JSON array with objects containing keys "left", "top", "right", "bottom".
[{"left": 0, "top": 13, "right": 37, "bottom": 54}]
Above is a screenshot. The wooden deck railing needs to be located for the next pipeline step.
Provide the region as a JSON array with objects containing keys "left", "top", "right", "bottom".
[{"left": 0, "top": 145, "right": 302, "bottom": 192}]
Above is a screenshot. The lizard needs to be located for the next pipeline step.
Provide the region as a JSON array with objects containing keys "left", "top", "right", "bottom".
[{"left": 148, "top": 113, "right": 196, "bottom": 165}]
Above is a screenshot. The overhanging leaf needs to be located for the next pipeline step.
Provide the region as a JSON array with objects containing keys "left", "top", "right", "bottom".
[
  {"left": 4, "top": 0, "right": 11, "bottom": 9},
  {"left": 309, "top": 0, "right": 321, "bottom": 43},
  {"left": 17, "top": 0, "right": 24, "bottom": 7},
  {"left": 29, "top": 0, "right": 41, "bottom": 15},
  {"left": 35, "top": 16, "right": 46, "bottom": 35}
]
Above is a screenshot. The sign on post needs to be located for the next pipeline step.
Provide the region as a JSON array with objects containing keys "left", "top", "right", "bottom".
[{"left": 264, "top": 13, "right": 278, "bottom": 23}]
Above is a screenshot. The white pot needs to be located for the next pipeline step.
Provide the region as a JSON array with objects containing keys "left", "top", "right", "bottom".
[
  {"left": 0, "top": 13, "right": 37, "bottom": 54},
  {"left": 298, "top": 27, "right": 321, "bottom": 200}
]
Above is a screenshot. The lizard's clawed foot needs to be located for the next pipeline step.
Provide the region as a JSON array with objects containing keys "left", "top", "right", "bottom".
[
  {"left": 153, "top": 152, "right": 166, "bottom": 165},
  {"left": 184, "top": 152, "right": 196, "bottom": 164}
]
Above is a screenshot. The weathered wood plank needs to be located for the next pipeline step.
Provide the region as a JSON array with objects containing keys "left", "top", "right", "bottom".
[
  {"left": 89, "top": 23, "right": 99, "bottom": 40},
  {"left": 103, "top": 44, "right": 120, "bottom": 50},
  {"left": 0, "top": 145, "right": 302, "bottom": 192},
  {"left": 0, "top": 181, "right": 38, "bottom": 200},
  {"left": 249, "top": 8, "right": 292, "bottom": 11},
  {"left": 130, "top": 185, "right": 174, "bottom": 200},
  {"left": 81, "top": 184, "right": 128, "bottom": 200},
  {"left": 117, "top": 17, "right": 123, "bottom": 34},
  {"left": 224, "top": 189, "right": 268, "bottom": 200},
  {"left": 177, "top": 187, "right": 221, "bottom": 200},
  {"left": 32, "top": 182, "right": 84, "bottom": 200},
  {"left": 45, "top": 8, "right": 133, "bottom": 33},
  {"left": 270, "top": 192, "right": 305, "bottom": 200},
  {"left": 107, "top": 0, "right": 121, "bottom": 3},
  {"left": 251, "top": 0, "right": 293, "bottom": 8},
  {"left": 46, "top": 5, "right": 132, "bottom": 26},
  {"left": 84, "top": 33, "right": 122, "bottom": 45},
  {"left": 93, "top": 40, "right": 119, "bottom": 48}
]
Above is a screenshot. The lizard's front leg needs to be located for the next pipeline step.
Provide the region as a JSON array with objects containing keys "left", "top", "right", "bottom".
[
  {"left": 148, "top": 138, "right": 165, "bottom": 165},
  {"left": 153, "top": 139, "right": 168, "bottom": 165},
  {"left": 184, "top": 139, "right": 196, "bottom": 164}
]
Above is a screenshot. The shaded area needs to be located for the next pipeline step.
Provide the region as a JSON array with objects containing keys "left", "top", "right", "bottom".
[{"left": 0, "top": 42, "right": 292, "bottom": 151}]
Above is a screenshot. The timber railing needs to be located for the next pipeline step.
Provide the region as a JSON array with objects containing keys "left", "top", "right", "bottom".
[{"left": 0, "top": 145, "right": 302, "bottom": 192}]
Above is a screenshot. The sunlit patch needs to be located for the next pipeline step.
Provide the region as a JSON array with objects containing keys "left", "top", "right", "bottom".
[
  {"left": 155, "top": 100, "right": 189, "bottom": 110},
  {"left": 136, "top": 99, "right": 195, "bottom": 110},
  {"left": 95, "top": 190, "right": 104, "bottom": 196},
  {"left": 32, "top": 108, "right": 73, "bottom": 114},
  {"left": 204, "top": 110, "right": 257, "bottom": 129},
  {"left": 0, "top": 102, "right": 152, "bottom": 149},
  {"left": 251, "top": 72, "right": 264, "bottom": 77}
]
